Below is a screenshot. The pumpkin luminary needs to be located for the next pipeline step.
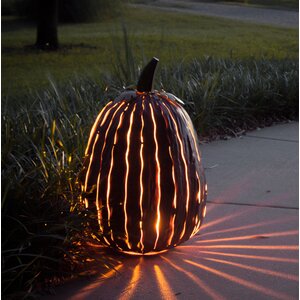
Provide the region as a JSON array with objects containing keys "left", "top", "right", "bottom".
[{"left": 82, "top": 58, "right": 207, "bottom": 255}]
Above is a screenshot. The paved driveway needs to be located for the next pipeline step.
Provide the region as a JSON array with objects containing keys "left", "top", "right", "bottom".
[{"left": 133, "top": 0, "right": 299, "bottom": 28}]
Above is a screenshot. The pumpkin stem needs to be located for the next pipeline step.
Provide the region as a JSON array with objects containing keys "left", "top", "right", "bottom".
[{"left": 137, "top": 57, "right": 159, "bottom": 92}]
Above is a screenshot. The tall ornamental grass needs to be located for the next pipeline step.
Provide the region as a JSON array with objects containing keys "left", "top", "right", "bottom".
[
  {"left": 2, "top": 79, "right": 115, "bottom": 298},
  {"left": 159, "top": 57, "right": 298, "bottom": 136}
]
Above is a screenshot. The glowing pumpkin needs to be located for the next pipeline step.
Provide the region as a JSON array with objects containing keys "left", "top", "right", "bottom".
[{"left": 82, "top": 58, "right": 207, "bottom": 254}]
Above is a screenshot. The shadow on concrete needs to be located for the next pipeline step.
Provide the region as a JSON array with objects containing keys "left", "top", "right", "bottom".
[{"left": 46, "top": 200, "right": 298, "bottom": 300}]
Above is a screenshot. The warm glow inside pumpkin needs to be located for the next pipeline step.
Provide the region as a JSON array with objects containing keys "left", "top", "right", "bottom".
[{"left": 81, "top": 58, "right": 207, "bottom": 254}]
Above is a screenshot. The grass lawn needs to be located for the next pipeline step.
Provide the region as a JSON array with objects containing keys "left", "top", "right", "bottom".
[{"left": 2, "top": 5, "right": 298, "bottom": 96}]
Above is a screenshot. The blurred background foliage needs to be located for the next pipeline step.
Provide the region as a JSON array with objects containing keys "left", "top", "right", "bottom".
[{"left": 2, "top": 0, "right": 124, "bottom": 22}]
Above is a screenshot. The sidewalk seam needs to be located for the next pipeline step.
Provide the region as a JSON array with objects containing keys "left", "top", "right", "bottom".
[
  {"left": 244, "top": 135, "right": 298, "bottom": 143},
  {"left": 207, "top": 200, "right": 299, "bottom": 210}
]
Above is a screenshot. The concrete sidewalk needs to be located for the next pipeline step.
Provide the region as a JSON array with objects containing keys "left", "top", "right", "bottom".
[
  {"left": 46, "top": 122, "right": 299, "bottom": 300},
  {"left": 132, "top": 0, "right": 299, "bottom": 28}
]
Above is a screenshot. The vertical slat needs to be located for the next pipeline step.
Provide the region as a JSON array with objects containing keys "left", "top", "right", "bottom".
[
  {"left": 84, "top": 100, "right": 113, "bottom": 156},
  {"left": 161, "top": 101, "right": 190, "bottom": 244},
  {"left": 104, "top": 103, "right": 130, "bottom": 245},
  {"left": 154, "top": 99, "right": 177, "bottom": 249},
  {"left": 179, "top": 106, "right": 206, "bottom": 238},
  {"left": 95, "top": 102, "right": 126, "bottom": 232},
  {"left": 84, "top": 102, "right": 118, "bottom": 195},
  {"left": 167, "top": 146, "right": 177, "bottom": 247},
  {"left": 126, "top": 99, "right": 144, "bottom": 252},
  {"left": 139, "top": 101, "right": 145, "bottom": 252},
  {"left": 141, "top": 97, "right": 157, "bottom": 251},
  {"left": 149, "top": 102, "right": 162, "bottom": 250},
  {"left": 123, "top": 103, "right": 137, "bottom": 250},
  {"left": 83, "top": 133, "right": 99, "bottom": 208},
  {"left": 84, "top": 101, "right": 121, "bottom": 229}
]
